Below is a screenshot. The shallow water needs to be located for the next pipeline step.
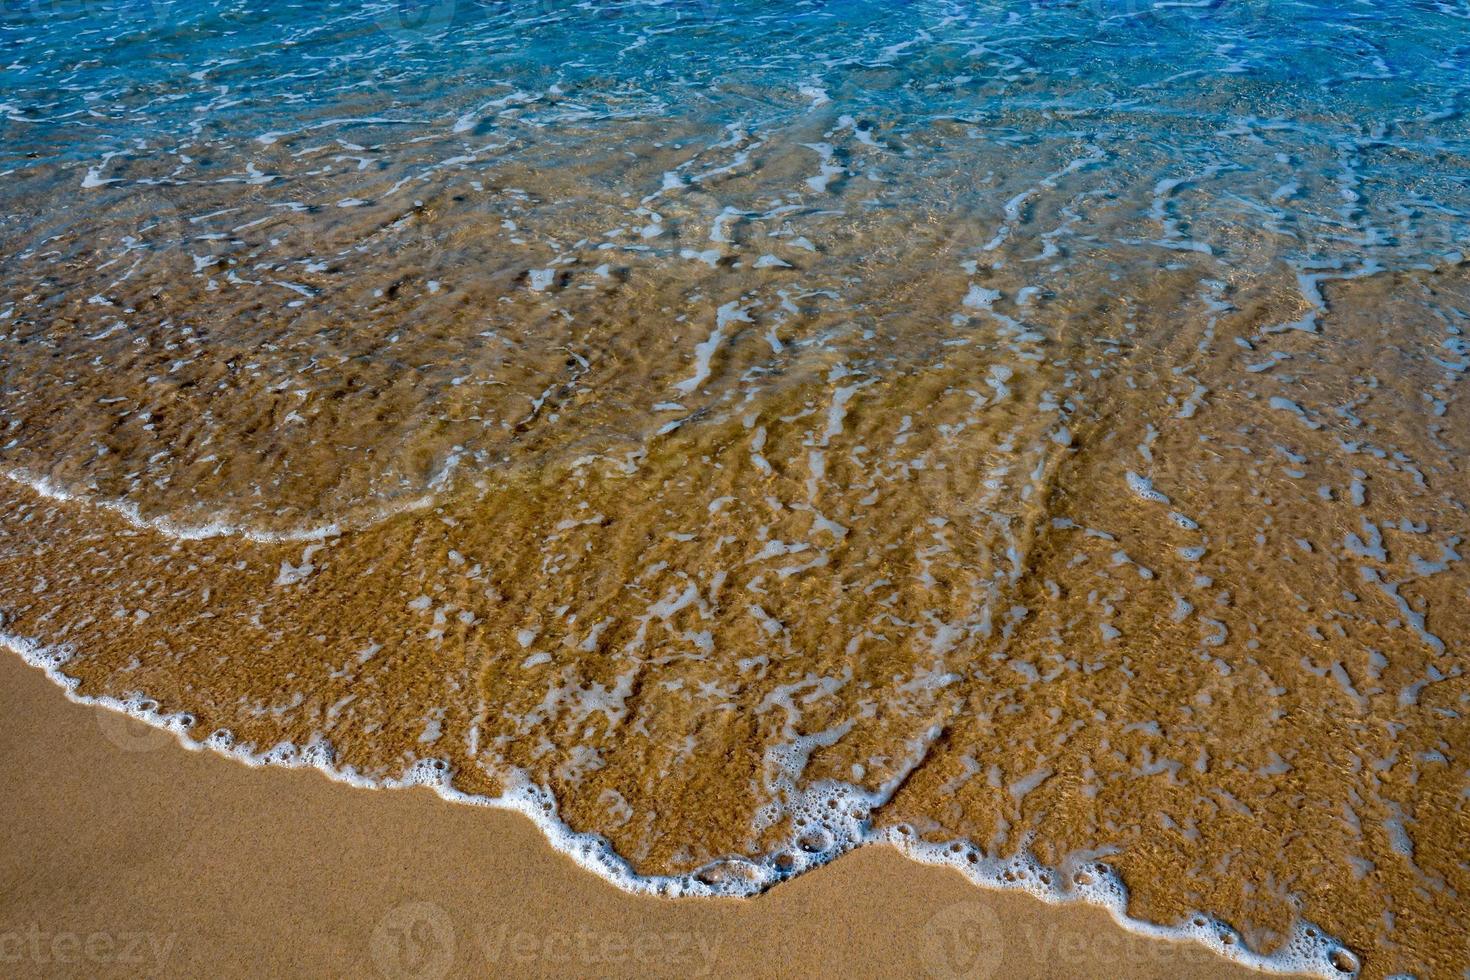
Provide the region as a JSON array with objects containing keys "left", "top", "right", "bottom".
[{"left": 2, "top": 0, "right": 1468, "bottom": 975}]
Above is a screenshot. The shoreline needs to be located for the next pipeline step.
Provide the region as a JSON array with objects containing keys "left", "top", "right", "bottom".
[
  {"left": 4, "top": 2, "right": 1467, "bottom": 973},
  {"left": 0, "top": 650, "right": 1279, "bottom": 979}
]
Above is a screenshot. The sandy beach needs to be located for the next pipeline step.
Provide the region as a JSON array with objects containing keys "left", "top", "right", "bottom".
[{"left": 0, "top": 653, "right": 1264, "bottom": 979}]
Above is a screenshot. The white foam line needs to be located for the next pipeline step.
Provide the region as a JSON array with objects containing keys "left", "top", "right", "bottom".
[
  {"left": 0, "top": 467, "right": 442, "bottom": 544},
  {"left": 1, "top": 627, "right": 764, "bottom": 898},
  {"left": 0, "top": 628, "right": 1359, "bottom": 977},
  {"left": 1, "top": 468, "right": 339, "bottom": 543},
  {"left": 892, "top": 831, "right": 1354, "bottom": 976}
]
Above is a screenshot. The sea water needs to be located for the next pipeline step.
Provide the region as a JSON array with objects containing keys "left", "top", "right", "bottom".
[{"left": 2, "top": 1, "right": 1469, "bottom": 975}]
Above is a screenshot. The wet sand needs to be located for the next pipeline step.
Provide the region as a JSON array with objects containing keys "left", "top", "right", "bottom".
[
  {"left": 0, "top": 653, "right": 1266, "bottom": 980},
  {"left": 3, "top": 252, "right": 1465, "bottom": 975}
]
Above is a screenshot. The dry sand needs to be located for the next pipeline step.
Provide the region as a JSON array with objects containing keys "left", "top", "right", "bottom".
[{"left": 0, "top": 653, "right": 1269, "bottom": 980}]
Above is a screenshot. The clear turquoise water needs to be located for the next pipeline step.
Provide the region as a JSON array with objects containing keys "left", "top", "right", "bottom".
[{"left": 3, "top": 0, "right": 1467, "bottom": 273}]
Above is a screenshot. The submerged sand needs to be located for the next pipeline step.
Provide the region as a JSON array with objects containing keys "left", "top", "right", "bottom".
[
  {"left": 2, "top": 42, "right": 1468, "bottom": 975},
  {"left": 1, "top": 250, "right": 1466, "bottom": 976}
]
